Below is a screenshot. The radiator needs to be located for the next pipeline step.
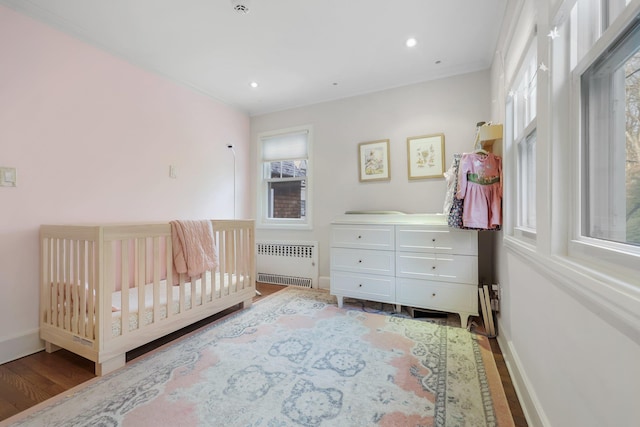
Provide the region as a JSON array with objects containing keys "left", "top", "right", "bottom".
[{"left": 256, "top": 241, "right": 318, "bottom": 288}]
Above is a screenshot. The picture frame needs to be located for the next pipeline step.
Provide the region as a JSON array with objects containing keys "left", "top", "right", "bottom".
[
  {"left": 358, "top": 139, "right": 391, "bottom": 182},
  {"left": 407, "top": 133, "right": 445, "bottom": 179}
]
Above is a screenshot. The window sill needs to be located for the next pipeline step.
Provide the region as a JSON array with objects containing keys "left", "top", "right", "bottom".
[
  {"left": 513, "top": 227, "right": 537, "bottom": 243},
  {"left": 257, "top": 221, "right": 312, "bottom": 231},
  {"left": 504, "top": 236, "right": 640, "bottom": 344}
]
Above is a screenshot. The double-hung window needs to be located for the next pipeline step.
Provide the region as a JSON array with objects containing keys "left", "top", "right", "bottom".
[
  {"left": 506, "top": 38, "right": 538, "bottom": 240},
  {"left": 257, "top": 126, "right": 312, "bottom": 229},
  {"left": 581, "top": 23, "right": 640, "bottom": 247},
  {"left": 570, "top": 0, "right": 640, "bottom": 271}
]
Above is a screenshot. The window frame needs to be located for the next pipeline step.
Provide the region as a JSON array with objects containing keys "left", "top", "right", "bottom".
[
  {"left": 256, "top": 125, "right": 313, "bottom": 230},
  {"left": 568, "top": 0, "right": 640, "bottom": 275},
  {"left": 501, "top": 0, "right": 640, "bottom": 342},
  {"left": 505, "top": 35, "right": 539, "bottom": 244},
  {"left": 517, "top": 125, "right": 537, "bottom": 232}
]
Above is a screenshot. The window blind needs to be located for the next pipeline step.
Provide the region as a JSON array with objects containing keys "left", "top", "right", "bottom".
[{"left": 261, "top": 131, "right": 308, "bottom": 161}]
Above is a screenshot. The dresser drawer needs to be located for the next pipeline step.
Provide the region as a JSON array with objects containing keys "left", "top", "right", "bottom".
[
  {"left": 331, "top": 247, "right": 395, "bottom": 276},
  {"left": 396, "top": 278, "right": 478, "bottom": 314},
  {"left": 396, "top": 226, "right": 477, "bottom": 255},
  {"left": 330, "top": 271, "right": 395, "bottom": 301},
  {"left": 396, "top": 252, "right": 477, "bottom": 284},
  {"left": 331, "top": 225, "right": 394, "bottom": 250}
]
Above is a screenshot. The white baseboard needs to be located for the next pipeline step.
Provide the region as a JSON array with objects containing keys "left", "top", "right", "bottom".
[
  {"left": 318, "top": 275, "right": 330, "bottom": 290},
  {"left": 0, "top": 328, "right": 44, "bottom": 365},
  {"left": 495, "top": 318, "right": 550, "bottom": 427}
]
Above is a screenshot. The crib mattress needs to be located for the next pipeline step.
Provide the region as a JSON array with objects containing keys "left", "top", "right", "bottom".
[{"left": 110, "top": 273, "right": 242, "bottom": 336}]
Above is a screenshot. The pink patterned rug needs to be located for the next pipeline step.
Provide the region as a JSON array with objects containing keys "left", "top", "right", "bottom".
[{"left": 5, "top": 287, "right": 513, "bottom": 426}]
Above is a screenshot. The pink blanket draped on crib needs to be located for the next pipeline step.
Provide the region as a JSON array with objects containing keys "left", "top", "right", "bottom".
[{"left": 170, "top": 220, "right": 218, "bottom": 279}]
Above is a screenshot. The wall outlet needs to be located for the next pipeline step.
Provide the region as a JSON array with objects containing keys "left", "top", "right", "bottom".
[
  {"left": 169, "top": 165, "right": 177, "bottom": 179},
  {"left": 0, "top": 167, "right": 17, "bottom": 187}
]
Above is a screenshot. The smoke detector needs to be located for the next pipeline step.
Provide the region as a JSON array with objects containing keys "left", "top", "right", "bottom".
[{"left": 231, "top": 0, "right": 250, "bottom": 14}]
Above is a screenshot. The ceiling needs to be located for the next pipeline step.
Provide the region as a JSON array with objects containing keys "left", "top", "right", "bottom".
[{"left": 2, "top": 0, "right": 508, "bottom": 116}]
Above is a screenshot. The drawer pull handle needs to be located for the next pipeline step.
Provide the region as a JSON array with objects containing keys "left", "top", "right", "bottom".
[
  {"left": 358, "top": 260, "right": 362, "bottom": 263},
  {"left": 357, "top": 235, "right": 362, "bottom": 239},
  {"left": 432, "top": 238, "right": 436, "bottom": 242},
  {"left": 432, "top": 266, "right": 436, "bottom": 270},
  {"left": 432, "top": 293, "right": 436, "bottom": 297},
  {"left": 358, "top": 284, "right": 363, "bottom": 287}
]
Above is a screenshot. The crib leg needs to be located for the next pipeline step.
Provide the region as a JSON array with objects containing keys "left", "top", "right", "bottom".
[
  {"left": 44, "top": 341, "right": 61, "bottom": 353},
  {"left": 96, "top": 353, "right": 126, "bottom": 376},
  {"left": 242, "top": 298, "right": 253, "bottom": 309}
]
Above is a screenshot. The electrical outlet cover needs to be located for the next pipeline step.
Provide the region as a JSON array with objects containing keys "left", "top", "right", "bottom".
[{"left": 0, "top": 167, "right": 16, "bottom": 187}]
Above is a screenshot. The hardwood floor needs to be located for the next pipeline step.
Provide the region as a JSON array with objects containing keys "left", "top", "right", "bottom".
[{"left": 0, "top": 283, "right": 527, "bottom": 425}]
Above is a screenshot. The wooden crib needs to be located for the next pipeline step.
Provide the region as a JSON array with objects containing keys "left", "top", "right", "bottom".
[{"left": 39, "top": 220, "right": 255, "bottom": 376}]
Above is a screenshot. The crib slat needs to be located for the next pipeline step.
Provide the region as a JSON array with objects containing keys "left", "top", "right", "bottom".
[
  {"left": 243, "top": 225, "right": 251, "bottom": 288},
  {"left": 220, "top": 230, "right": 228, "bottom": 297},
  {"left": 212, "top": 228, "right": 220, "bottom": 300},
  {"left": 78, "top": 240, "right": 86, "bottom": 338},
  {"left": 52, "top": 238, "right": 57, "bottom": 327},
  {"left": 227, "top": 227, "right": 234, "bottom": 293},
  {"left": 55, "top": 239, "right": 63, "bottom": 328},
  {"left": 229, "top": 228, "right": 237, "bottom": 294},
  {"left": 87, "top": 240, "right": 95, "bottom": 339},
  {"left": 70, "top": 240, "right": 79, "bottom": 334},
  {"left": 238, "top": 226, "right": 246, "bottom": 289},
  {"left": 215, "top": 229, "right": 223, "bottom": 298},
  {"left": 190, "top": 276, "right": 196, "bottom": 310},
  {"left": 227, "top": 228, "right": 234, "bottom": 293},
  {"left": 41, "top": 236, "right": 51, "bottom": 327},
  {"left": 47, "top": 238, "right": 54, "bottom": 326},
  {"left": 177, "top": 273, "right": 184, "bottom": 314},
  {"left": 153, "top": 237, "right": 161, "bottom": 322},
  {"left": 234, "top": 227, "right": 241, "bottom": 291},
  {"left": 64, "top": 239, "right": 71, "bottom": 331},
  {"left": 166, "top": 236, "right": 173, "bottom": 319},
  {"left": 103, "top": 239, "right": 115, "bottom": 343},
  {"left": 121, "top": 241, "right": 129, "bottom": 337},
  {"left": 137, "top": 238, "right": 146, "bottom": 329}
]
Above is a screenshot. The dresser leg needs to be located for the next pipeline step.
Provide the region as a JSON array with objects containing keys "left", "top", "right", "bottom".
[
  {"left": 395, "top": 304, "right": 401, "bottom": 313},
  {"left": 336, "top": 295, "right": 344, "bottom": 308},
  {"left": 460, "top": 313, "right": 470, "bottom": 328}
]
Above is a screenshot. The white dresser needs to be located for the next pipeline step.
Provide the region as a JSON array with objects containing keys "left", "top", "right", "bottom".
[{"left": 330, "top": 214, "right": 478, "bottom": 327}]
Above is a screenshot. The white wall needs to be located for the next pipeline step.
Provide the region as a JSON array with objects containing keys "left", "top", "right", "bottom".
[
  {"left": 250, "top": 71, "right": 493, "bottom": 285},
  {"left": 0, "top": 6, "right": 251, "bottom": 363}
]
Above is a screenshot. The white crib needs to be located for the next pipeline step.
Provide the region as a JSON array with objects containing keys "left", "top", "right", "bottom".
[{"left": 39, "top": 220, "right": 255, "bottom": 375}]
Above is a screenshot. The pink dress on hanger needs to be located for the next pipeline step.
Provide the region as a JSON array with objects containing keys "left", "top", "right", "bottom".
[{"left": 456, "top": 152, "right": 502, "bottom": 229}]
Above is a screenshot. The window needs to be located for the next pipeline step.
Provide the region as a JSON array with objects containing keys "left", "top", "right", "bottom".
[
  {"left": 566, "top": 0, "right": 640, "bottom": 272},
  {"left": 580, "top": 17, "right": 640, "bottom": 247},
  {"left": 257, "top": 126, "right": 312, "bottom": 229},
  {"left": 518, "top": 130, "right": 537, "bottom": 229},
  {"left": 506, "top": 37, "right": 538, "bottom": 238}
]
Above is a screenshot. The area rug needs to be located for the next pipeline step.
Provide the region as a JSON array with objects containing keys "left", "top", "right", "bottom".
[{"left": 4, "top": 287, "right": 513, "bottom": 427}]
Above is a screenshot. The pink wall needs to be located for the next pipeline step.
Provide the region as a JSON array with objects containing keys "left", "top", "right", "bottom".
[{"left": 0, "top": 6, "right": 250, "bottom": 358}]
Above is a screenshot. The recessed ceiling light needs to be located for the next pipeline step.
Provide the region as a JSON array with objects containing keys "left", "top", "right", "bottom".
[
  {"left": 406, "top": 38, "right": 417, "bottom": 48},
  {"left": 250, "top": 81, "right": 258, "bottom": 88}
]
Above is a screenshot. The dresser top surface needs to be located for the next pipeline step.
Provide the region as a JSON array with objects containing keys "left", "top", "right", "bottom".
[{"left": 331, "top": 213, "right": 448, "bottom": 226}]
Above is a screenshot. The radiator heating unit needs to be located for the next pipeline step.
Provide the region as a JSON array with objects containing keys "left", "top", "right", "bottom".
[{"left": 256, "top": 241, "right": 318, "bottom": 288}]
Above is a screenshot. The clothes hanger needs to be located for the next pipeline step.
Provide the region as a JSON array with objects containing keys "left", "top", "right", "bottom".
[{"left": 473, "top": 122, "right": 489, "bottom": 154}]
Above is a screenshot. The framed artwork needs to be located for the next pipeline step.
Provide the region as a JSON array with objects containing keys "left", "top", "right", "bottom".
[
  {"left": 358, "top": 139, "right": 391, "bottom": 182},
  {"left": 407, "top": 133, "right": 445, "bottom": 179}
]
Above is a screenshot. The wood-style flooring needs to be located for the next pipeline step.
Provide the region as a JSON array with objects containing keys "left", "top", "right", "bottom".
[{"left": 0, "top": 283, "right": 527, "bottom": 425}]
